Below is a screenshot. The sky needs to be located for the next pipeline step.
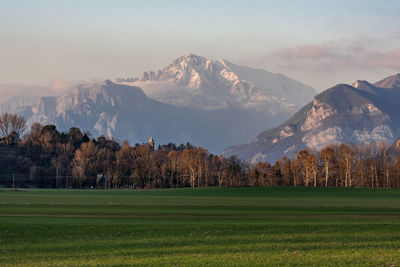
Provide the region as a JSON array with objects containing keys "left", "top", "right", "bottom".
[{"left": 0, "top": 0, "right": 400, "bottom": 94}]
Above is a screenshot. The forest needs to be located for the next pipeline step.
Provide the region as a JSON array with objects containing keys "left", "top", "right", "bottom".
[{"left": 1, "top": 112, "right": 400, "bottom": 189}]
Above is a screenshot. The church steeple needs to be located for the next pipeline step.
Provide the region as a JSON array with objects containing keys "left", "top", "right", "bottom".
[{"left": 148, "top": 136, "right": 155, "bottom": 150}]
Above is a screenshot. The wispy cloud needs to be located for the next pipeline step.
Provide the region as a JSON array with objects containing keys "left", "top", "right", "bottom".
[
  {"left": 273, "top": 40, "right": 400, "bottom": 71},
  {"left": 250, "top": 34, "right": 400, "bottom": 90}
]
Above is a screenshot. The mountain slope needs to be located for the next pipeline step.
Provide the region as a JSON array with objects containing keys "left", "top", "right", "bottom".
[
  {"left": 223, "top": 74, "right": 400, "bottom": 163},
  {"left": 374, "top": 73, "right": 400, "bottom": 88}
]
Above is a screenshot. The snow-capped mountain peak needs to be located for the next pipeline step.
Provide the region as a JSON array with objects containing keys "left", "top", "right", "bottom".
[{"left": 117, "top": 53, "right": 316, "bottom": 112}]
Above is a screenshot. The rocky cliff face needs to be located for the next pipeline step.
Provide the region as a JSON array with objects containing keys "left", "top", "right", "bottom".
[
  {"left": 24, "top": 80, "right": 148, "bottom": 137},
  {"left": 223, "top": 74, "right": 400, "bottom": 163}
]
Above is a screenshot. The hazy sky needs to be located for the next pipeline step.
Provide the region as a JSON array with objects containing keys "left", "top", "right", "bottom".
[{"left": 1, "top": 0, "right": 400, "bottom": 92}]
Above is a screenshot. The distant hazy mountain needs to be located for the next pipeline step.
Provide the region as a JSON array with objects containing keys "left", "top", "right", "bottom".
[
  {"left": 17, "top": 80, "right": 283, "bottom": 152},
  {"left": 0, "top": 96, "right": 39, "bottom": 114},
  {"left": 0, "top": 84, "right": 46, "bottom": 114},
  {"left": 223, "top": 73, "right": 400, "bottom": 163},
  {"left": 0, "top": 81, "right": 76, "bottom": 114},
  {"left": 118, "top": 53, "right": 316, "bottom": 113}
]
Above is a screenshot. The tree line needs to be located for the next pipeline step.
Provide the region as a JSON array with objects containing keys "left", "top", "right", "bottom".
[
  {"left": 250, "top": 143, "right": 400, "bottom": 188},
  {"left": 1, "top": 112, "right": 400, "bottom": 189},
  {"left": 1, "top": 113, "right": 246, "bottom": 188}
]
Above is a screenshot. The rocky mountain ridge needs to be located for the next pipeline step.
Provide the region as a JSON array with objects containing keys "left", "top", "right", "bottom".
[{"left": 223, "top": 73, "right": 400, "bottom": 163}]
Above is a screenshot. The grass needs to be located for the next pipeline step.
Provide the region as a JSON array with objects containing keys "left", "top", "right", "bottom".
[{"left": 0, "top": 187, "right": 400, "bottom": 266}]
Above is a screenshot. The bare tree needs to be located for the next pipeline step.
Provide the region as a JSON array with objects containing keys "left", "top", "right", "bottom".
[
  {"left": 71, "top": 141, "right": 100, "bottom": 187},
  {"left": 10, "top": 114, "right": 26, "bottom": 144},
  {"left": 297, "top": 150, "right": 317, "bottom": 187},
  {"left": 0, "top": 113, "right": 12, "bottom": 144},
  {"left": 320, "top": 146, "right": 334, "bottom": 187},
  {"left": 167, "top": 150, "right": 179, "bottom": 188},
  {"left": 0, "top": 113, "right": 26, "bottom": 145}
]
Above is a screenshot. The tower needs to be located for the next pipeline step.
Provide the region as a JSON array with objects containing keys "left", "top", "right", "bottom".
[{"left": 148, "top": 136, "right": 155, "bottom": 150}]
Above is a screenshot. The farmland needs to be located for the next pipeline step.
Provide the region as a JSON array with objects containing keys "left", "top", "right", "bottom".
[{"left": 1, "top": 187, "right": 400, "bottom": 266}]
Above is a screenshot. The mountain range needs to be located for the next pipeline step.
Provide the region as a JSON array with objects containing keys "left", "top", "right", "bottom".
[
  {"left": 1, "top": 54, "right": 316, "bottom": 152},
  {"left": 20, "top": 80, "right": 250, "bottom": 151},
  {"left": 223, "top": 73, "right": 400, "bottom": 162}
]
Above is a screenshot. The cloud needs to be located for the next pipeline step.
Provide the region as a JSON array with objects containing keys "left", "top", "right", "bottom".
[
  {"left": 277, "top": 44, "right": 338, "bottom": 61},
  {"left": 49, "top": 79, "right": 79, "bottom": 93},
  {"left": 245, "top": 35, "right": 400, "bottom": 91},
  {"left": 271, "top": 39, "right": 400, "bottom": 72},
  {"left": 358, "top": 49, "right": 400, "bottom": 70}
]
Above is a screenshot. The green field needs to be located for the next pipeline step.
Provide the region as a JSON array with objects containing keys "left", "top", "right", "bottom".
[{"left": 1, "top": 187, "right": 400, "bottom": 266}]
